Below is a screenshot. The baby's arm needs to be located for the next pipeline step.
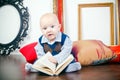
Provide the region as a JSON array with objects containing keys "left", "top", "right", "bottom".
[
  {"left": 54, "top": 37, "right": 73, "bottom": 64},
  {"left": 35, "top": 43, "right": 57, "bottom": 64},
  {"left": 48, "top": 56, "right": 58, "bottom": 64},
  {"left": 34, "top": 43, "right": 46, "bottom": 59}
]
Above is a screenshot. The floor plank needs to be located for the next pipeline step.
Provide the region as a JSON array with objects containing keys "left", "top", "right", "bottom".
[{"left": 0, "top": 55, "right": 120, "bottom": 80}]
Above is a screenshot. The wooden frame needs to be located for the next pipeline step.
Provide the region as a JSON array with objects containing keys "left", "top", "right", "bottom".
[
  {"left": 78, "top": 3, "right": 114, "bottom": 45},
  {"left": 116, "top": 0, "right": 120, "bottom": 44},
  {"left": 53, "top": 0, "right": 57, "bottom": 14},
  {"left": 53, "top": 0, "right": 64, "bottom": 32}
]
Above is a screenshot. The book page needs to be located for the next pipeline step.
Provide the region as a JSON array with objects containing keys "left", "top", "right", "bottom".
[
  {"left": 55, "top": 54, "right": 74, "bottom": 75},
  {"left": 32, "top": 52, "right": 56, "bottom": 73},
  {"left": 32, "top": 64, "right": 54, "bottom": 76}
]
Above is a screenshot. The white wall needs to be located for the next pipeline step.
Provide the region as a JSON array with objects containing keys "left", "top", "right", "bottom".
[
  {"left": 23, "top": 0, "right": 53, "bottom": 42},
  {"left": 22, "top": 0, "right": 117, "bottom": 45},
  {"left": 3, "top": 0, "right": 117, "bottom": 54},
  {"left": 63, "top": 0, "right": 117, "bottom": 45},
  {"left": 11, "top": 0, "right": 53, "bottom": 54}
]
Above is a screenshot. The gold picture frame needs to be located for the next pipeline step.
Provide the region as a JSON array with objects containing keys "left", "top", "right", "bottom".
[
  {"left": 78, "top": 3, "right": 114, "bottom": 45},
  {"left": 116, "top": 0, "right": 120, "bottom": 44},
  {"left": 53, "top": 0, "right": 57, "bottom": 14}
]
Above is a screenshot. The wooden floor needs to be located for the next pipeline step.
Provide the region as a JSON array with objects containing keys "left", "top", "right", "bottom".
[{"left": 0, "top": 54, "right": 120, "bottom": 80}]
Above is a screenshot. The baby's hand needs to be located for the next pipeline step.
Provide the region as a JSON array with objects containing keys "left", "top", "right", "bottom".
[{"left": 48, "top": 56, "right": 57, "bottom": 64}]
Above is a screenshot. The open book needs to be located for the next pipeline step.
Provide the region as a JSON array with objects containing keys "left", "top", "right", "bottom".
[{"left": 32, "top": 52, "right": 74, "bottom": 76}]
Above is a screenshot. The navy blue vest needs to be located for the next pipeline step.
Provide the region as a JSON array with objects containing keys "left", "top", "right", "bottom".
[{"left": 39, "top": 33, "right": 67, "bottom": 56}]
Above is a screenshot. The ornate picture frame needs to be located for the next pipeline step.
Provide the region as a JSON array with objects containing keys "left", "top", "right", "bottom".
[{"left": 0, "top": 0, "right": 29, "bottom": 55}]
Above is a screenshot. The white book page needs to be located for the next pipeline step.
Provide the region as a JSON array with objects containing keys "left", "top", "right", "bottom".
[
  {"left": 33, "top": 52, "right": 56, "bottom": 72},
  {"left": 56, "top": 54, "right": 74, "bottom": 70},
  {"left": 55, "top": 54, "right": 74, "bottom": 75}
]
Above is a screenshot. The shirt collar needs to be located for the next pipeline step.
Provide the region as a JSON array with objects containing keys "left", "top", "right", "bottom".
[{"left": 41, "top": 32, "right": 62, "bottom": 44}]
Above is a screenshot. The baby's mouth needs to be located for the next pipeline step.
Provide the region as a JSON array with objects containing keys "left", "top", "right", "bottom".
[{"left": 48, "top": 34, "right": 53, "bottom": 37}]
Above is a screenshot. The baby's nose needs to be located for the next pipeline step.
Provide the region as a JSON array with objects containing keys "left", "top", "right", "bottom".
[{"left": 47, "top": 27, "right": 52, "bottom": 32}]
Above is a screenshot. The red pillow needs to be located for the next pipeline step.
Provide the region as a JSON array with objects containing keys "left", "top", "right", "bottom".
[
  {"left": 109, "top": 45, "right": 120, "bottom": 63},
  {"left": 19, "top": 42, "right": 38, "bottom": 64}
]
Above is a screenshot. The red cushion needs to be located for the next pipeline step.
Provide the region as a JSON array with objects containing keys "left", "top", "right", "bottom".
[
  {"left": 19, "top": 42, "right": 38, "bottom": 63},
  {"left": 109, "top": 45, "right": 120, "bottom": 62}
]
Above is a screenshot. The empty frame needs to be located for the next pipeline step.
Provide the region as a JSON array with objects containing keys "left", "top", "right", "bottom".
[{"left": 78, "top": 3, "right": 114, "bottom": 45}]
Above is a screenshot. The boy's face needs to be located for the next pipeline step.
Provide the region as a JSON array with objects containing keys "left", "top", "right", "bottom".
[{"left": 40, "top": 14, "right": 60, "bottom": 42}]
